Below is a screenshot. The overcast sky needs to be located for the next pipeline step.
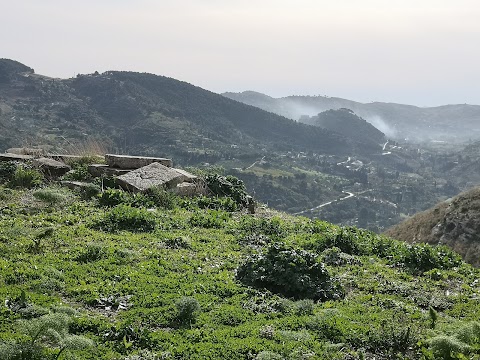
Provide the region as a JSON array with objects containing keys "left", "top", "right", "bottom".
[{"left": 2, "top": 0, "right": 480, "bottom": 106}]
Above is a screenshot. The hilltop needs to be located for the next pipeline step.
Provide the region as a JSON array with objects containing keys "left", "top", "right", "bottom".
[
  {"left": 302, "top": 108, "right": 386, "bottom": 148},
  {"left": 385, "top": 186, "right": 480, "bottom": 267},
  {"left": 0, "top": 59, "right": 370, "bottom": 160},
  {"left": 0, "top": 158, "right": 479, "bottom": 359}
]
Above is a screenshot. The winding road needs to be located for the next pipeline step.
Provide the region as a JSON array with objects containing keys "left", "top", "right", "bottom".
[{"left": 293, "top": 191, "right": 355, "bottom": 216}]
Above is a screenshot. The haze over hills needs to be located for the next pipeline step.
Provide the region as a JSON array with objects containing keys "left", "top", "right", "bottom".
[
  {"left": 1, "top": 58, "right": 479, "bottom": 234},
  {"left": 223, "top": 91, "right": 480, "bottom": 142}
]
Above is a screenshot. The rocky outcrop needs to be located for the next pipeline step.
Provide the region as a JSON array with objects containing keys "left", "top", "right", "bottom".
[{"left": 385, "top": 187, "right": 480, "bottom": 267}]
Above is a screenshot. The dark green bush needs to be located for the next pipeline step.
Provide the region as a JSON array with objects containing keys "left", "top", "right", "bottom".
[
  {"left": 145, "top": 187, "right": 178, "bottom": 209},
  {"left": 0, "top": 161, "right": 17, "bottom": 183},
  {"left": 237, "top": 242, "right": 344, "bottom": 301},
  {"left": 62, "top": 164, "right": 92, "bottom": 181},
  {"left": 94, "top": 205, "right": 156, "bottom": 232},
  {"left": 403, "top": 243, "right": 462, "bottom": 272},
  {"left": 98, "top": 189, "right": 132, "bottom": 207},
  {"left": 205, "top": 174, "right": 249, "bottom": 207},
  {"left": 79, "top": 183, "right": 101, "bottom": 199},
  {"left": 175, "top": 297, "right": 200, "bottom": 324},
  {"left": 237, "top": 216, "right": 285, "bottom": 237}
]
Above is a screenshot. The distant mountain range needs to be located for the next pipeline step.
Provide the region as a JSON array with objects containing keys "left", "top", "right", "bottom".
[
  {"left": 223, "top": 91, "right": 480, "bottom": 142},
  {"left": 0, "top": 59, "right": 380, "bottom": 163}
]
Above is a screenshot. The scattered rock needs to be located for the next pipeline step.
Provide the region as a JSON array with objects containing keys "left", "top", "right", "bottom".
[
  {"left": 33, "top": 157, "right": 70, "bottom": 178},
  {"left": 173, "top": 182, "right": 199, "bottom": 196},
  {"left": 60, "top": 180, "right": 91, "bottom": 190},
  {"left": 105, "top": 154, "right": 172, "bottom": 169},
  {"left": 116, "top": 162, "right": 189, "bottom": 192}
]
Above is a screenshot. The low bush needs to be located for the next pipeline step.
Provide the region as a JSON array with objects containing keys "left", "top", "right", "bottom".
[
  {"left": 205, "top": 174, "right": 249, "bottom": 207},
  {"left": 98, "top": 189, "right": 132, "bottom": 207},
  {"left": 403, "top": 243, "right": 462, "bottom": 272},
  {"left": 175, "top": 297, "right": 200, "bottom": 324},
  {"left": 195, "top": 195, "right": 238, "bottom": 212},
  {"left": 0, "top": 161, "right": 17, "bottom": 183},
  {"left": 9, "top": 165, "right": 43, "bottom": 189},
  {"left": 62, "top": 164, "right": 92, "bottom": 181},
  {"left": 145, "top": 187, "right": 178, "bottom": 210},
  {"left": 189, "top": 210, "right": 231, "bottom": 228},
  {"left": 237, "top": 242, "right": 344, "bottom": 301},
  {"left": 33, "top": 187, "right": 68, "bottom": 206},
  {"left": 94, "top": 205, "right": 156, "bottom": 232},
  {"left": 76, "top": 243, "right": 107, "bottom": 263}
]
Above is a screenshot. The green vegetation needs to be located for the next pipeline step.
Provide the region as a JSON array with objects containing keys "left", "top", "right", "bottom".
[{"left": 0, "top": 177, "right": 479, "bottom": 359}]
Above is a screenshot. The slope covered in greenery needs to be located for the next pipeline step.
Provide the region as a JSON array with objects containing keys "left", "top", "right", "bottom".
[
  {"left": 0, "top": 167, "right": 479, "bottom": 359},
  {"left": 0, "top": 59, "right": 369, "bottom": 161}
]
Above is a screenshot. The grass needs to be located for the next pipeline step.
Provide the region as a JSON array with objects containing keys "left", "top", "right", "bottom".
[{"left": 0, "top": 186, "right": 479, "bottom": 359}]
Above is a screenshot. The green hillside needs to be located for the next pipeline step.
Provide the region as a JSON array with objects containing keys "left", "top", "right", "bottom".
[
  {"left": 0, "top": 165, "right": 479, "bottom": 359},
  {"left": 0, "top": 60, "right": 369, "bottom": 160}
]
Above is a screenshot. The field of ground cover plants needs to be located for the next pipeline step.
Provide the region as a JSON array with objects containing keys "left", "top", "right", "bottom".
[{"left": 0, "top": 163, "right": 479, "bottom": 359}]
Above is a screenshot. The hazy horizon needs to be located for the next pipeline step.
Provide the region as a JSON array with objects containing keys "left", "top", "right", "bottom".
[{"left": 3, "top": 0, "right": 480, "bottom": 107}]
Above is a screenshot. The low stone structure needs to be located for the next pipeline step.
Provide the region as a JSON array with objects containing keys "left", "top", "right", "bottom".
[
  {"left": 105, "top": 154, "right": 173, "bottom": 169},
  {"left": 33, "top": 157, "right": 71, "bottom": 178},
  {"left": 0, "top": 149, "right": 203, "bottom": 197},
  {"left": 0, "top": 153, "right": 34, "bottom": 162},
  {"left": 6, "top": 147, "right": 46, "bottom": 156},
  {"left": 116, "top": 162, "right": 193, "bottom": 192},
  {"left": 88, "top": 164, "right": 131, "bottom": 177}
]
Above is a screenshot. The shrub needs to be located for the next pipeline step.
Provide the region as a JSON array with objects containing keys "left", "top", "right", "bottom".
[
  {"left": 428, "top": 335, "right": 471, "bottom": 359},
  {"left": 195, "top": 195, "right": 238, "bottom": 212},
  {"left": 175, "top": 297, "right": 200, "bottom": 324},
  {"left": 62, "top": 164, "right": 92, "bottom": 181},
  {"left": 237, "top": 242, "right": 344, "bottom": 301},
  {"left": 189, "top": 210, "right": 231, "bottom": 228},
  {"left": 76, "top": 243, "right": 107, "bottom": 263},
  {"left": 294, "top": 299, "right": 315, "bottom": 316},
  {"left": 403, "top": 243, "right": 462, "bottom": 272},
  {"left": 238, "top": 216, "right": 285, "bottom": 237},
  {"left": 145, "top": 187, "right": 178, "bottom": 210},
  {"left": 33, "top": 187, "right": 68, "bottom": 206},
  {"left": 0, "top": 312, "right": 94, "bottom": 360},
  {"left": 9, "top": 166, "right": 43, "bottom": 189},
  {"left": 0, "top": 161, "right": 17, "bottom": 183},
  {"left": 259, "top": 325, "right": 275, "bottom": 339},
  {"left": 98, "top": 189, "right": 132, "bottom": 207},
  {"left": 204, "top": 174, "right": 249, "bottom": 207},
  {"left": 95, "top": 205, "right": 156, "bottom": 232},
  {"left": 80, "top": 183, "right": 101, "bottom": 199}
]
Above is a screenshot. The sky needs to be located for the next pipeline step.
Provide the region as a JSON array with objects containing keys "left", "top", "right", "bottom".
[{"left": 2, "top": 0, "right": 480, "bottom": 106}]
